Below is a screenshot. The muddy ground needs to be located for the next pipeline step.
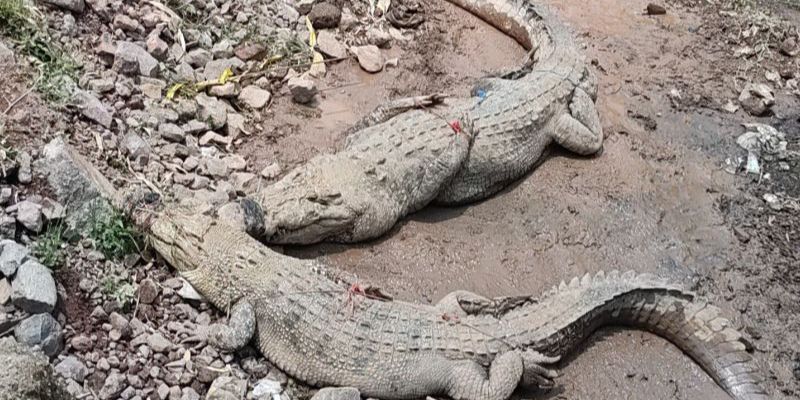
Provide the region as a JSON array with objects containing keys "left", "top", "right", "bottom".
[
  {"left": 1, "top": 0, "right": 798, "bottom": 398},
  {"left": 267, "top": 1, "right": 799, "bottom": 398}
]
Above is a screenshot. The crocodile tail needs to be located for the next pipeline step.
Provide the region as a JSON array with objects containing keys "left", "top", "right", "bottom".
[{"left": 508, "top": 271, "right": 769, "bottom": 400}]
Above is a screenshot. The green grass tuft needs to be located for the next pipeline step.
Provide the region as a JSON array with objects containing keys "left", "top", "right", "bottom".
[
  {"left": 0, "top": 0, "right": 79, "bottom": 103},
  {"left": 88, "top": 209, "right": 140, "bottom": 260},
  {"left": 100, "top": 276, "right": 136, "bottom": 311},
  {"left": 33, "top": 223, "right": 65, "bottom": 269}
]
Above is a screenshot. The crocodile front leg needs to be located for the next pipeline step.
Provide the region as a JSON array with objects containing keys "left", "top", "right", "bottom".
[
  {"left": 445, "top": 349, "right": 559, "bottom": 400},
  {"left": 344, "top": 94, "right": 446, "bottom": 139},
  {"left": 207, "top": 300, "right": 256, "bottom": 352}
]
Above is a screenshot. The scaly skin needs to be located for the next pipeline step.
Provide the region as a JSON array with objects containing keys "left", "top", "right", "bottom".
[
  {"left": 242, "top": 0, "right": 603, "bottom": 244},
  {"left": 147, "top": 211, "right": 768, "bottom": 400}
]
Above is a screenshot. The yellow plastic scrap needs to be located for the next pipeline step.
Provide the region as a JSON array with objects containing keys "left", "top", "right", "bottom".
[
  {"left": 218, "top": 67, "right": 233, "bottom": 84},
  {"left": 166, "top": 83, "right": 185, "bottom": 100},
  {"left": 306, "top": 16, "right": 317, "bottom": 48}
]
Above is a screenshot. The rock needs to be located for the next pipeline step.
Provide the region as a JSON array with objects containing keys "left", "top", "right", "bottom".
[
  {"left": 209, "top": 83, "right": 239, "bottom": 98},
  {"left": 0, "top": 188, "right": 12, "bottom": 206},
  {"left": 41, "top": 198, "right": 66, "bottom": 222},
  {"left": 137, "top": 278, "right": 159, "bottom": 304},
  {"left": 722, "top": 100, "right": 739, "bottom": 114},
  {"left": 13, "top": 313, "right": 63, "bottom": 357},
  {"left": 113, "top": 14, "right": 140, "bottom": 32},
  {"left": 42, "top": 138, "right": 117, "bottom": 233},
  {"left": 69, "top": 334, "right": 92, "bottom": 352},
  {"left": 316, "top": 31, "right": 347, "bottom": 59},
  {"left": 0, "top": 278, "right": 10, "bottom": 304},
  {"left": 211, "top": 40, "right": 235, "bottom": 59},
  {"left": 176, "top": 280, "right": 204, "bottom": 301},
  {"left": 351, "top": 45, "right": 383, "bottom": 73},
  {"left": 260, "top": 163, "right": 282, "bottom": 179},
  {"left": 147, "top": 34, "right": 169, "bottom": 60},
  {"left": 182, "top": 387, "right": 201, "bottom": 400},
  {"left": 232, "top": 172, "right": 255, "bottom": 193},
  {"left": 12, "top": 260, "right": 57, "bottom": 314},
  {"left": 199, "top": 132, "right": 231, "bottom": 147},
  {"left": 0, "top": 337, "right": 71, "bottom": 400},
  {"left": 780, "top": 36, "right": 798, "bottom": 57},
  {"left": 340, "top": 9, "right": 359, "bottom": 31},
  {"left": 311, "top": 387, "right": 361, "bottom": 400},
  {"left": 308, "top": 3, "right": 341, "bottom": 29},
  {"left": 203, "top": 158, "right": 229, "bottom": 178},
  {"left": 122, "top": 132, "right": 152, "bottom": 159},
  {"left": 234, "top": 42, "right": 267, "bottom": 61},
  {"left": 252, "top": 378, "right": 282, "bottom": 400},
  {"left": 109, "top": 312, "right": 130, "bottom": 338},
  {"left": 207, "top": 376, "right": 247, "bottom": 400},
  {"left": 738, "top": 83, "right": 774, "bottom": 116},
  {"left": 288, "top": 77, "right": 318, "bottom": 104},
  {"left": 42, "top": 0, "right": 85, "bottom": 13},
  {"left": 175, "top": 61, "right": 197, "bottom": 81},
  {"left": 238, "top": 86, "right": 272, "bottom": 109},
  {"left": 99, "top": 372, "right": 126, "bottom": 400},
  {"left": 0, "top": 42, "right": 12, "bottom": 63},
  {"left": 73, "top": 90, "right": 113, "bottom": 128},
  {"left": 646, "top": 3, "right": 666, "bottom": 15},
  {"left": 366, "top": 28, "right": 392, "bottom": 48},
  {"left": 146, "top": 332, "right": 172, "bottom": 353},
  {"left": 54, "top": 356, "right": 88, "bottom": 383},
  {"left": 159, "top": 123, "right": 186, "bottom": 143},
  {"left": 114, "top": 42, "right": 160, "bottom": 77},
  {"left": 196, "top": 94, "right": 228, "bottom": 129},
  {"left": 185, "top": 48, "right": 213, "bottom": 68},
  {"left": 0, "top": 240, "right": 29, "bottom": 276},
  {"left": 16, "top": 151, "right": 32, "bottom": 184},
  {"left": 182, "top": 120, "right": 208, "bottom": 135},
  {"left": 88, "top": 77, "right": 115, "bottom": 93},
  {"left": 227, "top": 112, "right": 249, "bottom": 137},
  {"left": 0, "top": 214, "right": 15, "bottom": 239},
  {"left": 295, "top": 0, "right": 315, "bottom": 14},
  {"left": 15, "top": 201, "right": 43, "bottom": 233},
  {"left": 202, "top": 58, "right": 245, "bottom": 81}
]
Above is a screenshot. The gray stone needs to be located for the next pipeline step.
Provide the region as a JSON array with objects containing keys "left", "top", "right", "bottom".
[
  {"left": 0, "top": 240, "right": 29, "bottom": 277},
  {"left": 0, "top": 278, "right": 10, "bottom": 304},
  {"left": 15, "top": 200, "right": 43, "bottom": 233},
  {"left": 114, "top": 42, "right": 160, "bottom": 77},
  {"left": 0, "top": 41, "right": 13, "bottom": 63},
  {"left": 217, "top": 202, "right": 246, "bottom": 230},
  {"left": 202, "top": 58, "right": 244, "bottom": 81},
  {"left": 209, "top": 83, "right": 239, "bottom": 98},
  {"left": 351, "top": 45, "right": 383, "bottom": 73},
  {"left": 54, "top": 356, "right": 89, "bottom": 383},
  {"left": 16, "top": 151, "right": 32, "bottom": 184},
  {"left": 288, "top": 77, "right": 318, "bottom": 104},
  {"left": 182, "top": 120, "right": 208, "bottom": 135},
  {"left": 147, "top": 34, "right": 169, "bottom": 60},
  {"left": 175, "top": 61, "right": 197, "bottom": 81},
  {"left": 199, "top": 132, "right": 230, "bottom": 147},
  {"left": 41, "top": 137, "right": 117, "bottom": 233},
  {"left": 73, "top": 90, "right": 113, "bottom": 128},
  {"left": 211, "top": 40, "right": 235, "bottom": 59},
  {"left": 366, "top": 27, "right": 392, "bottom": 48},
  {"left": 0, "top": 337, "right": 71, "bottom": 400},
  {"left": 207, "top": 376, "right": 247, "bottom": 400},
  {"left": 159, "top": 123, "right": 186, "bottom": 143},
  {"left": 0, "top": 214, "right": 15, "bottom": 239},
  {"left": 113, "top": 14, "right": 139, "bottom": 32},
  {"left": 308, "top": 3, "right": 341, "bottom": 29},
  {"left": 185, "top": 48, "right": 213, "bottom": 68},
  {"left": 203, "top": 158, "right": 229, "bottom": 178},
  {"left": 99, "top": 372, "right": 126, "bottom": 400},
  {"left": 13, "top": 313, "right": 63, "bottom": 357},
  {"left": 0, "top": 187, "right": 12, "bottom": 206},
  {"left": 43, "top": 0, "right": 85, "bottom": 13},
  {"left": 739, "top": 83, "right": 775, "bottom": 116},
  {"left": 41, "top": 198, "right": 67, "bottom": 222},
  {"left": 176, "top": 279, "right": 204, "bottom": 301},
  {"left": 137, "top": 278, "right": 159, "bottom": 304},
  {"left": 196, "top": 94, "right": 227, "bottom": 129},
  {"left": 88, "top": 77, "right": 115, "bottom": 93},
  {"left": 224, "top": 155, "right": 247, "bottom": 171},
  {"left": 146, "top": 332, "right": 172, "bottom": 353},
  {"left": 69, "top": 334, "right": 92, "bottom": 352},
  {"left": 310, "top": 387, "right": 361, "bottom": 400},
  {"left": 238, "top": 86, "right": 271, "bottom": 109},
  {"left": 260, "top": 163, "right": 282, "bottom": 179},
  {"left": 182, "top": 387, "right": 200, "bottom": 400},
  {"left": 232, "top": 172, "right": 255, "bottom": 193},
  {"left": 295, "top": 0, "right": 315, "bottom": 14},
  {"left": 109, "top": 312, "right": 130, "bottom": 338},
  {"left": 122, "top": 132, "right": 152, "bottom": 159},
  {"left": 234, "top": 42, "right": 266, "bottom": 61},
  {"left": 251, "top": 378, "right": 282, "bottom": 400},
  {"left": 12, "top": 260, "right": 57, "bottom": 313},
  {"left": 316, "top": 31, "right": 347, "bottom": 59}
]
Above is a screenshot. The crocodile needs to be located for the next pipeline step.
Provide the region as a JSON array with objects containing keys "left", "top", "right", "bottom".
[
  {"left": 142, "top": 208, "right": 768, "bottom": 400},
  {"left": 236, "top": 0, "right": 603, "bottom": 245}
]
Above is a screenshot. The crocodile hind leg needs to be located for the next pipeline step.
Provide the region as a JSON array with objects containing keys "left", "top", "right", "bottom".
[
  {"left": 445, "top": 349, "right": 559, "bottom": 400},
  {"left": 550, "top": 87, "right": 603, "bottom": 156},
  {"left": 436, "top": 291, "right": 534, "bottom": 318},
  {"left": 207, "top": 300, "right": 256, "bottom": 352}
]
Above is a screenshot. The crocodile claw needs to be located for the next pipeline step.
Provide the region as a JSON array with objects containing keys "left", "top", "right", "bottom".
[{"left": 521, "top": 350, "right": 560, "bottom": 388}]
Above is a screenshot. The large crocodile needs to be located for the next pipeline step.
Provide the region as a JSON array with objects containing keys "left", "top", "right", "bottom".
[
  {"left": 142, "top": 208, "right": 768, "bottom": 400},
  {"left": 235, "top": 0, "right": 603, "bottom": 244}
]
